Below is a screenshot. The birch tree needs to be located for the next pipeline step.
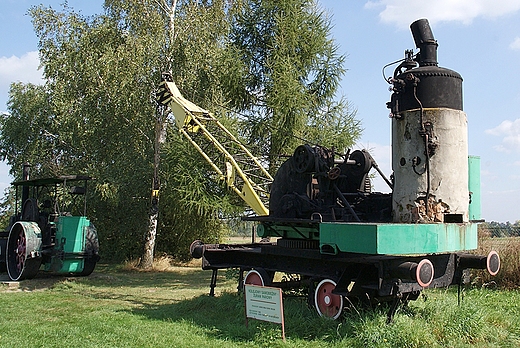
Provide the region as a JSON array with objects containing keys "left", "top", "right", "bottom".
[{"left": 2, "top": 0, "right": 361, "bottom": 263}]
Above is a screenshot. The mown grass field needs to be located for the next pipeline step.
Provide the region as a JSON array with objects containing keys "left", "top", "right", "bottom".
[{"left": 1, "top": 261, "right": 519, "bottom": 348}]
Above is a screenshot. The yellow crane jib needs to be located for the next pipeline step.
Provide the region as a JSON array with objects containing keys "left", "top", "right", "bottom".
[{"left": 157, "top": 75, "right": 272, "bottom": 216}]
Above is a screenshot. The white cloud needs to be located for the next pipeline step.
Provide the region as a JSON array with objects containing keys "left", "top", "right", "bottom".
[
  {"left": 485, "top": 119, "right": 520, "bottom": 153},
  {"left": 510, "top": 37, "right": 520, "bottom": 50},
  {"left": 365, "top": 0, "right": 520, "bottom": 28},
  {"left": 0, "top": 51, "right": 44, "bottom": 106}
]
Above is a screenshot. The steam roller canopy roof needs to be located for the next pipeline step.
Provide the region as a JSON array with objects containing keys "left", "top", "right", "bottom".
[{"left": 12, "top": 175, "right": 92, "bottom": 187}]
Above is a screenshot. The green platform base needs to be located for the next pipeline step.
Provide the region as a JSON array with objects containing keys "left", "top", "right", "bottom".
[{"left": 319, "top": 222, "right": 478, "bottom": 255}]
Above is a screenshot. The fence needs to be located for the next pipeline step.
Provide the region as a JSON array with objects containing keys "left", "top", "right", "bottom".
[{"left": 480, "top": 225, "right": 520, "bottom": 238}]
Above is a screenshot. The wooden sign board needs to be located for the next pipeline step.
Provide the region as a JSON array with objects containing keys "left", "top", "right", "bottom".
[{"left": 244, "top": 284, "right": 285, "bottom": 340}]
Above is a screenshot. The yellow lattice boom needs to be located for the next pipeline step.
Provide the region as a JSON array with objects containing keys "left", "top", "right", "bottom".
[{"left": 157, "top": 76, "right": 272, "bottom": 216}]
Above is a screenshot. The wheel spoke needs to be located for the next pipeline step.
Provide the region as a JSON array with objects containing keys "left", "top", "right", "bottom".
[{"left": 15, "top": 231, "right": 26, "bottom": 273}]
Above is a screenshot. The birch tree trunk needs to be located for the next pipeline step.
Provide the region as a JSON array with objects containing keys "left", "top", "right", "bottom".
[
  {"left": 138, "top": 0, "right": 177, "bottom": 269},
  {"left": 139, "top": 109, "right": 167, "bottom": 268}
]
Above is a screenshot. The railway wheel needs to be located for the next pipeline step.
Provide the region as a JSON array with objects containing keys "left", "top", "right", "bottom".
[
  {"left": 314, "top": 279, "right": 344, "bottom": 319},
  {"left": 244, "top": 268, "right": 272, "bottom": 286},
  {"left": 6, "top": 222, "right": 42, "bottom": 281}
]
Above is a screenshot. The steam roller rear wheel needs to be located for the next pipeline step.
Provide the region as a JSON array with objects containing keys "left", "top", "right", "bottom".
[
  {"left": 79, "top": 260, "right": 96, "bottom": 276},
  {"left": 243, "top": 268, "right": 272, "bottom": 287},
  {"left": 6, "top": 222, "right": 42, "bottom": 281},
  {"left": 79, "top": 224, "right": 99, "bottom": 276},
  {"left": 314, "top": 279, "right": 344, "bottom": 319}
]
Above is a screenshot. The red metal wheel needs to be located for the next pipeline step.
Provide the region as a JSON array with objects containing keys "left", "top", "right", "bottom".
[
  {"left": 15, "top": 229, "right": 26, "bottom": 275},
  {"left": 314, "top": 279, "right": 344, "bottom": 319},
  {"left": 244, "top": 269, "right": 271, "bottom": 286}
]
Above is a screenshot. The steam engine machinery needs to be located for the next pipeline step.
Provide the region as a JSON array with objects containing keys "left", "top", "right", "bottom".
[
  {"left": 158, "top": 19, "right": 500, "bottom": 321},
  {"left": 0, "top": 165, "right": 100, "bottom": 280}
]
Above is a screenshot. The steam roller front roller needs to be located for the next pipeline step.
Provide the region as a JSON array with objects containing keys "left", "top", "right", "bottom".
[{"left": 6, "top": 221, "right": 42, "bottom": 281}]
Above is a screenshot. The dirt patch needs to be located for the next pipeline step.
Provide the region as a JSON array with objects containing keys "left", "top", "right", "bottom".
[
  {"left": 0, "top": 273, "right": 75, "bottom": 292},
  {"left": 121, "top": 256, "right": 202, "bottom": 272}
]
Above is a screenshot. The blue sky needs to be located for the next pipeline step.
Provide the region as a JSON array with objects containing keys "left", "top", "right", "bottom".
[{"left": 1, "top": 0, "right": 519, "bottom": 222}]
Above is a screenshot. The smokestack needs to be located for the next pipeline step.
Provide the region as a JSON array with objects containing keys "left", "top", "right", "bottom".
[{"left": 410, "top": 18, "right": 438, "bottom": 66}]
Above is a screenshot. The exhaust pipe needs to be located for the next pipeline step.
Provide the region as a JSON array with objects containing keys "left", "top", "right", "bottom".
[
  {"left": 21, "top": 163, "right": 31, "bottom": 209},
  {"left": 410, "top": 18, "right": 438, "bottom": 67}
]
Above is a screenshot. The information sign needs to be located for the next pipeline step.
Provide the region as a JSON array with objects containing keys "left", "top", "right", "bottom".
[{"left": 244, "top": 284, "right": 285, "bottom": 340}]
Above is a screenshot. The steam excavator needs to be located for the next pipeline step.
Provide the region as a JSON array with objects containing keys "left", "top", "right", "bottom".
[{"left": 157, "top": 18, "right": 499, "bottom": 321}]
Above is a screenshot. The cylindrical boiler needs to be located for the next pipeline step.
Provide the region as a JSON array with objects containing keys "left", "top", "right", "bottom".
[{"left": 389, "top": 19, "right": 469, "bottom": 223}]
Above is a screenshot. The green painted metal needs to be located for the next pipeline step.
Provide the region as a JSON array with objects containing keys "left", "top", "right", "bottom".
[
  {"left": 468, "top": 155, "right": 481, "bottom": 221},
  {"left": 257, "top": 223, "right": 319, "bottom": 239},
  {"left": 59, "top": 259, "right": 84, "bottom": 273},
  {"left": 319, "top": 222, "right": 478, "bottom": 255},
  {"left": 54, "top": 216, "right": 90, "bottom": 273}
]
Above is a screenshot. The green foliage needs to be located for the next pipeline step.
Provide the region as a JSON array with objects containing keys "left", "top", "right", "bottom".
[
  {"left": 0, "top": 0, "right": 361, "bottom": 261},
  {"left": 156, "top": 132, "right": 242, "bottom": 259},
  {"left": 225, "top": 0, "right": 361, "bottom": 162},
  {"left": 0, "top": 187, "right": 16, "bottom": 230},
  {"left": 1, "top": 83, "right": 59, "bottom": 177},
  {"left": 0, "top": 1, "right": 235, "bottom": 261},
  {"left": 480, "top": 221, "right": 520, "bottom": 237},
  {"left": 25, "top": 3, "right": 163, "bottom": 260}
]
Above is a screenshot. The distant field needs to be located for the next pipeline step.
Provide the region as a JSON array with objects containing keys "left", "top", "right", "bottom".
[
  {"left": 0, "top": 262, "right": 519, "bottom": 347},
  {"left": 224, "top": 235, "right": 256, "bottom": 244}
]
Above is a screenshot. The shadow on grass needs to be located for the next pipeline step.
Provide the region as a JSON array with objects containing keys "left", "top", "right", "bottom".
[
  {"left": 2, "top": 264, "right": 426, "bottom": 343},
  {"left": 73, "top": 262, "right": 219, "bottom": 290},
  {"left": 130, "top": 292, "right": 337, "bottom": 342},
  {"left": 80, "top": 266, "right": 345, "bottom": 342},
  {"left": 59, "top": 265, "right": 409, "bottom": 343},
  {"left": 0, "top": 272, "right": 70, "bottom": 292},
  {"left": 127, "top": 290, "right": 399, "bottom": 343}
]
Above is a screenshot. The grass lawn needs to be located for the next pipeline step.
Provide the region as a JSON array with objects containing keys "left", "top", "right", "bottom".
[{"left": 0, "top": 263, "right": 519, "bottom": 347}]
